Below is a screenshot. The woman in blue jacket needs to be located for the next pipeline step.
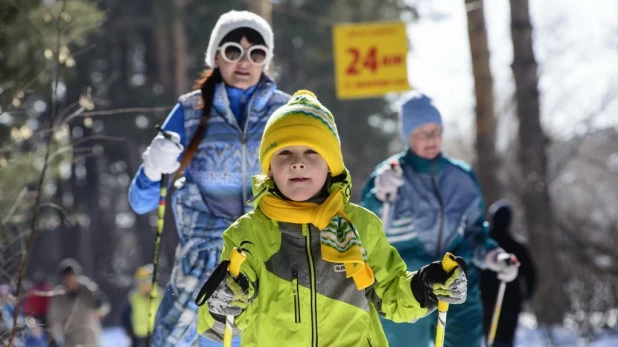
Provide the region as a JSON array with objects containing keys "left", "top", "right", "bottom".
[
  {"left": 360, "top": 92, "right": 519, "bottom": 347},
  {"left": 128, "top": 11, "right": 289, "bottom": 346}
]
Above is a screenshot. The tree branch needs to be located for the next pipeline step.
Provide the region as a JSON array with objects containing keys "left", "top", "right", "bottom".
[{"left": 8, "top": 1, "right": 67, "bottom": 344}]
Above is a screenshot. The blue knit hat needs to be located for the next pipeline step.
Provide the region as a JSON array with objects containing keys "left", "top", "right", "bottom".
[{"left": 399, "top": 91, "right": 443, "bottom": 142}]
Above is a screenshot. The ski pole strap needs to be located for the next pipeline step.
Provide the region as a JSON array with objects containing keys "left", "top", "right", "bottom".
[
  {"left": 156, "top": 125, "right": 182, "bottom": 150},
  {"left": 435, "top": 252, "right": 459, "bottom": 347},
  {"left": 194, "top": 247, "right": 250, "bottom": 306},
  {"left": 195, "top": 260, "right": 230, "bottom": 306}
]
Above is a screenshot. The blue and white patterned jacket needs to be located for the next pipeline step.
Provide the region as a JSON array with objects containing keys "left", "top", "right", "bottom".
[{"left": 129, "top": 75, "right": 290, "bottom": 245}]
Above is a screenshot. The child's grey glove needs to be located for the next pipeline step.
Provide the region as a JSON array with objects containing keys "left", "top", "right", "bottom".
[
  {"left": 410, "top": 256, "right": 469, "bottom": 310},
  {"left": 207, "top": 272, "right": 251, "bottom": 317}
]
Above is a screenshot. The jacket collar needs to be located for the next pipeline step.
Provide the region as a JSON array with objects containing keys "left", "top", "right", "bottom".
[
  {"left": 212, "top": 73, "right": 276, "bottom": 121},
  {"left": 403, "top": 148, "right": 445, "bottom": 174}
]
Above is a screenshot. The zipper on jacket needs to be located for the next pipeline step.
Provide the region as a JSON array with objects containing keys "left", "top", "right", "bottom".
[
  {"left": 302, "top": 224, "right": 318, "bottom": 347},
  {"left": 241, "top": 132, "right": 248, "bottom": 206},
  {"left": 247, "top": 187, "right": 268, "bottom": 204},
  {"left": 367, "top": 338, "right": 373, "bottom": 346},
  {"left": 430, "top": 160, "right": 445, "bottom": 258},
  {"left": 292, "top": 265, "right": 301, "bottom": 323},
  {"left": 221, "top": 84, "right": 262, "bottom": 210},
  {"left": 241, "top": 92, "right": 258, "bottom": 211}
]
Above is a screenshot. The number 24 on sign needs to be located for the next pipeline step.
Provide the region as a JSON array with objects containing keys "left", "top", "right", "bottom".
[{"left": 345, "top": 46, "right": 403, "bottom": 75}]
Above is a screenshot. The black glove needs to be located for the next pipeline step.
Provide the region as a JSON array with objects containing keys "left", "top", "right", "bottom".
[{"left": 410, "top": 256, "right": 469, "bottom": 309}]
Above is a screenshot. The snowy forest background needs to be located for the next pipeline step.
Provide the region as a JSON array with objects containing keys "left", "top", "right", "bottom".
[{"left": 1, "top": 0, "right": 617, "bottom": 344}]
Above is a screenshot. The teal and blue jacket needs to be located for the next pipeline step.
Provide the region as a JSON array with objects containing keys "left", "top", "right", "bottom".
[{"left": 360, "top": 150, "right": 498, "bottom": 283}]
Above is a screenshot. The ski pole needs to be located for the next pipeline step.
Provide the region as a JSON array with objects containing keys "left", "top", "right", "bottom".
[
  {"left": 435, "top": 252, "right": 459, "bottom": 347},
  {"left": 146, "top": 125, "right": 181, "bottom": 346},
  {"left": 487, "top": 254, "right": 520, "bottom": 347},
  {"left": 380, "top": 160, "right": 400, "bottom": 225},
  {"left": 222, "top": 247, "right": 248, "bottom": 347},
  {"left": 146, "top": 172, "right": 167, "bottom": 346},
  {"left": 194, "top": 241, "right": 253, "bottom": 345},
  {"left": 487, "top": 281, "right": 507, "bottom": 347},
  {"left": 381, "top": 195, "right": 392, "bottom": 225}
]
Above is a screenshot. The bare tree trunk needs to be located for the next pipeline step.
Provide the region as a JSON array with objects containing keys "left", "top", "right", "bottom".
[
  {"left": 141, "top": 0, "right": 161, "bottom": 88},
  {"left": 248, "top": 0, "right": 273, "bottom": 74},
  {"left": 248, "top": 0, "right": 273, "bottom": 24},
  {"left": 154, "top": 0, "right": 174, "bottom": 93},
  {"left": 509, "top": 0, "right": 565, "bottom": 324},
  {"left": 172, "top": 0, "right": 189, "bottom": 95},
  {"left": 465, "top": 0, "right": 502, "bottom": 207}
]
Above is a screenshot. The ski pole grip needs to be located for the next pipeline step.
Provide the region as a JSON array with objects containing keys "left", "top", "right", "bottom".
[
  {"left": 437, "top": 252, "right": 458, "bottom": 312},
  {"left": 389, "top": 160, "right": 399, "bottom": 170},
  {"left": 441, "top": 252, "right": 458, "bottom": 273},
  {"left": 156, "top": 124, "right": 182, "bottom": 149},
  {"left": 502, "top": 253, "right": 520, "bottom": 267},
  {"left": 228, "top": 248, "right": 247, "bottom": 279}
]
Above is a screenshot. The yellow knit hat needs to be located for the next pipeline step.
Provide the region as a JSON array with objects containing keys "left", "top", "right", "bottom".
[{"left": 259, "top": 90, "right": 345, "bottom": 176}]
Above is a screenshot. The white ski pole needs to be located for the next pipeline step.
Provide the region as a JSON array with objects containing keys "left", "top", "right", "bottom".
[
  {"left": 380, "top": 160, "right": 400, "bottom": 226},
  {"left": 487, "top": 281, "right": 507, "bottom": 347},
  {"left": 487, "top": 254, "right": 520, "bottom": 347}
]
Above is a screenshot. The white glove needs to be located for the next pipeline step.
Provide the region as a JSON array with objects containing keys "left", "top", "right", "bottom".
[
  {"left": 375, "top": 162, "right": 404, "bottom": 202},
  {"left": 485, "top": 248, "right": 519, "bottom": 282},
  {"left": 142, "top": 132, "right": 184, "bottom": 181}
]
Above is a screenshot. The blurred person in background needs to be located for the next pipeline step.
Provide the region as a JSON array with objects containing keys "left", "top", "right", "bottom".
[
  {"left": 1, "top": 283, "right": 47, "bottom": 346},
  {"left": 481, "top": 200, "right": 537, "bottom": 347},
  {"left": 22, "top": 270, "right": 53, "bottom": 327},
  {"left": 24, "top": 322, "right": 48, "bottom": 347},
  {"left": 47, "top": 258, "right": 110, "bottom": 346},
  {"left": 121, "top": 264, "right": 163, "bottom": 347}
]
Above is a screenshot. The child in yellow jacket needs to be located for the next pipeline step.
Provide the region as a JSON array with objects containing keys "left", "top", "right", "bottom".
[{"left": 197, "top": 90, "right": 469, "bottom": 346}]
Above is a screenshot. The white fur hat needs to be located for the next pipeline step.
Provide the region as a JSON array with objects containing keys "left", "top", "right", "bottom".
[{"left": 205, "top": 10, "right": 274, "bottom": 68}]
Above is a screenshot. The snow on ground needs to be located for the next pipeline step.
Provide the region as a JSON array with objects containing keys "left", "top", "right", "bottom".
[
  {"left": 515, "top": 312, "right": 618, "bottom": 347},
  {"left": 101, "top": 327, "right": 130, "bottom": 347},
  {"left": 101, "top": 315, "right": 618, "bottom": 347}
]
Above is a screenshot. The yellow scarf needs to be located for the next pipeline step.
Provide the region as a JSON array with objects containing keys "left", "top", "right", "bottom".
[{"left": 259, "top": 189, "right": 374, "bottom": 290}]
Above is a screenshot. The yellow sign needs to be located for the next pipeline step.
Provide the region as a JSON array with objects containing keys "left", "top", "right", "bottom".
[{"left": 333, "top": 21, "right": 409, "bottom": 99}]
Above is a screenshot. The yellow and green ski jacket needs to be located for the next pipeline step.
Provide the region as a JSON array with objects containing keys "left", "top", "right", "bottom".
[{"left": 198, "top": 172, "right": 432, "bottom": 346}]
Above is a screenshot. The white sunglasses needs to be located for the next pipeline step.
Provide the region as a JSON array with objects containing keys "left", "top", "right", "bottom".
[{"left": 217, "top": 42, "right": 270, "bottom": 66}]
